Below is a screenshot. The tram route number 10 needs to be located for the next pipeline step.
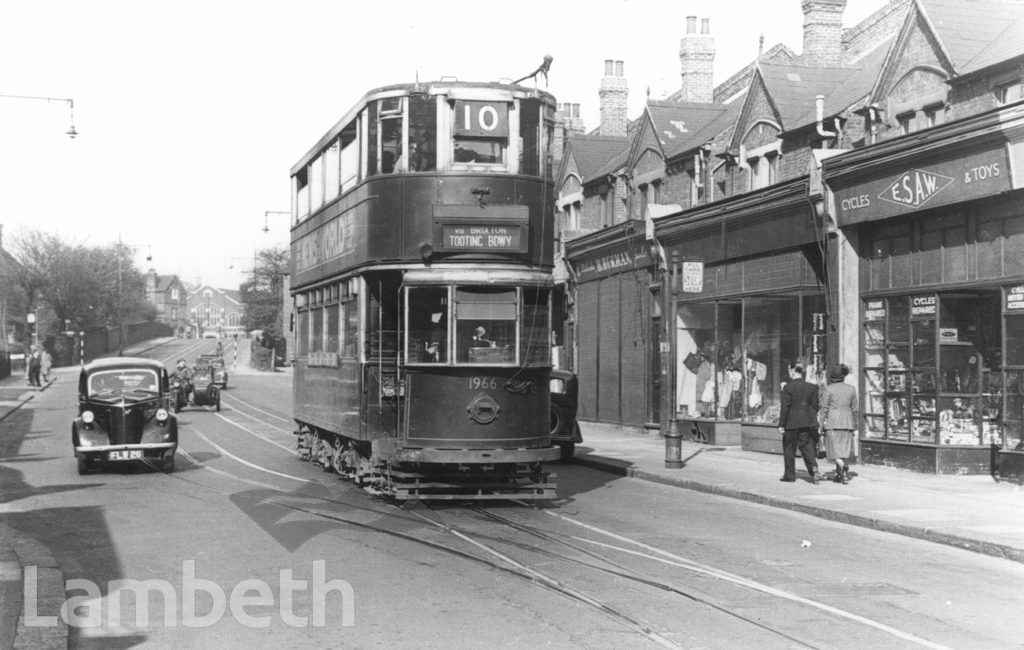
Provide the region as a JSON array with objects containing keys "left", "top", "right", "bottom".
[
  {"left": 470, "top": 376, "right": 502, "bottom": 390},
  {"left": 454, "top": 101, "right": 508, "bottom": 137}
]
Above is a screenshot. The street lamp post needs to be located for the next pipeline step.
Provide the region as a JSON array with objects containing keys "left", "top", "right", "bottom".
[
  {"left": 0, "top": 93, "right": 78, "bottom": 138},
  {"left": 262, "top": 211, "right": 291, "bottom": 234}
]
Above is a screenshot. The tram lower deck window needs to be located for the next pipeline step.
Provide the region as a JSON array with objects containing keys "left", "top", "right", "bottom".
[{"left": 456, "top": 287, "right": 515, "bottom": 363}]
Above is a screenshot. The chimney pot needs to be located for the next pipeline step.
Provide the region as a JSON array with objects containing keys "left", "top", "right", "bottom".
[
  {"left": 604, "top": 59, "right": 613, "bottom": 75},
  {"left": 701, "top": 18, "right": 710, "bottom": 34},
  {"left": 686, "top": 15, "right": 696, "bottom": 33},
  {"left": 615, "top": 60, "right": 624, "bottom": 76}
]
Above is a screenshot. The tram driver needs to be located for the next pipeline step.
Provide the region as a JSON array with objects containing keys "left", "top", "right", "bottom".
[
  {"left": 424, "top": 312, "right": 446, "bottom": 362},
  {"left": 472, "top": 326, "right": 496, "bottom": 348}
]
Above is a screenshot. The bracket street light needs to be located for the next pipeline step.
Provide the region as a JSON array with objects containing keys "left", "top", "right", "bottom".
[
  {"left": 262, "top": 210, "right": 291, "bottom": 234},
  {"left": 0, "top": 93, "right": 78, "bottom": 138}
]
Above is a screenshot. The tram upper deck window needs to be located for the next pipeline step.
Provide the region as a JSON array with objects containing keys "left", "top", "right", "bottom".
[
  {"left": 519, "top": 100, "right": 540, "bottom": 176},
  {"left": 452, "top": 100, "right": 508, "bottom": 168},
  {"left": 377, "top": 97, "right": 404, "bottom": 174},
  {"left": 409, "top": 94, "right": 436, "bottom": 172},
  {"left": 456, "top": 287, "right": 515, "bottom": 364}
]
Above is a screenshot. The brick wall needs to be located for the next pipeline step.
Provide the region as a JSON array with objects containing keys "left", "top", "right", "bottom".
[
  {"left": 801, "top": 0, "right": 847, "bottom": 66},
  {"left": 679, "top": 17, "right": 715, "bottom": 104},
  {"left": 599, "top": 60, "right": 629, "bottom": 137}
]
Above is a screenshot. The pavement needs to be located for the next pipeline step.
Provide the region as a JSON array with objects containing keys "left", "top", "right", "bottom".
[
  {"left": 2, "top": 342, "right": 1023, "bottom": 648},
  {"left": 573, "top": 421, "right": 1024, "bottom": 564}
]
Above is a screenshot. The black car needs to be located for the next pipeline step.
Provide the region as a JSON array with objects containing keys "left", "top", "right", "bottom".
[
  {"left": 550, "top": 369, "right": 583, "bottom": 461},
  {"left": 72, "top": 358, "right": 178, "bottom": 474}
]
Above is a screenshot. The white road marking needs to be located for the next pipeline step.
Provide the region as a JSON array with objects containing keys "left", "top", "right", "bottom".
[
  {"left": 544, "top": 509, "right": 951, "bottom": 650},
  {"left": 189, "top": 427, "right": 309, "bottom": 483}
]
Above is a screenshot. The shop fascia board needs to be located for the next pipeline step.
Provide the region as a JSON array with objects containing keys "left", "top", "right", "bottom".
[
  {"left": 563, "top": 220, "right": 646, "bottom": 260},
  {"left": 653, "top": 175, "right": 811, "bottom": 244}
]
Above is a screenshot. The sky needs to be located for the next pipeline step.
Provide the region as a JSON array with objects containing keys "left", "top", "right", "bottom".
[{"left": 0, "top": 0, "right": 888, "bottom": 290}]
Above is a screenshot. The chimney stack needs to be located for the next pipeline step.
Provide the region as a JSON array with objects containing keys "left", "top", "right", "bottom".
[
  {"left": 801, "top": 0, "right": 847, "bottom": 66},
  {"left": 599, "top": 59, "right": 628, "bottom": 137},
  {"left": 679, "top": 16, "right": 715, "bottom": 103},
  {"left": 553, "top": 103, "right": 586, "bottom": 159}
]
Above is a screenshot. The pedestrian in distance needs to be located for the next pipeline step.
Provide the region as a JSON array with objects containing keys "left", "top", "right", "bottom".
[
  {"left": 41, "top": 348, "right": 52, "bottom": 382},
  {"left": 819, "top": 363, "right": 859, "bottom": 484},
  {"left": 778, "top": 363, "right": 821, "bottom": 484},
  {"left": 27, "top": 346, "right": 42, "bottom": 387}
]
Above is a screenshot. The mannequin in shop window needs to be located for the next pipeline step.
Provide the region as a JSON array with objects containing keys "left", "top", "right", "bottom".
[
  {"left": 718, "top": 345, "right": 745, "bottom": 420},
  {"left": 695, "top": 340, "right": 717, "bottom": 417}
]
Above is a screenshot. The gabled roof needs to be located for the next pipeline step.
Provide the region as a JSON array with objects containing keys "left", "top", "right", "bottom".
[
  {"left": 959, "top": 12, "right": 1024, "bottom": 74},
  {"left": 190, "top": 285, "right": 242, "bottom": 305},
  {"left": 563, "top": 135, "right": 630, "bottom": 184},
  {"left": 153, "top": 274, "right": 180, "bottom": 293},
  {"left": 790, "top": 37, "right": 895, "bottom": 127},
  {"left": 920, "top": 0, "right": 1024, "bottom": 72},
  {"left": 758, "top": 62, "right": 860, "bottom": 129},
  {"left": 645, "top": 101, "right": 734, "bottom": 159}
]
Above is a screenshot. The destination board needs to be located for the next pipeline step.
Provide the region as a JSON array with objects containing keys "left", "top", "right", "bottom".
[{"left": 440, "top": 224, "right": 524, "bottom": 252}]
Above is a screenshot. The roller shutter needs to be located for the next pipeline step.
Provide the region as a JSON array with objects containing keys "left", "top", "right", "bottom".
[
  {"left": 619, "top": 270, "right": 649, "bottom": 426},
  {"left": 577, "top": 281, "right": 600, "bottom": 421}
]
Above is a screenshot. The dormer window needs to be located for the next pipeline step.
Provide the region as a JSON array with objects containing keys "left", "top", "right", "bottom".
[
  {"left": 746, "top": 150, "right": 779, "bottom": 191},
  {"left": 924, "top": 103, "right": 945, "bottom": 128},
  {"left": 997, "top": 80, "right": 1023, "bottom": 106},
  {"left": 897, "top": 111, "right": 914, "bottom": 135},
  {"left": 740, "top": 122, "right": 781, "bottom": 192}
]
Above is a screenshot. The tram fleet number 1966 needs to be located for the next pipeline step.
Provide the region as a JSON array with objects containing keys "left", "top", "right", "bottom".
[{"left": 470, "top": 376, "right": 503, "bottom": 390}]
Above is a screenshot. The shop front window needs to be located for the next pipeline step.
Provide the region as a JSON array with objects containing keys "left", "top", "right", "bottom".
[
  {"left": 743, "top": 296, "right": 800, "bottom": 425},
  {"left": 1003, "top": 302, "right": 1024, "bottom": 450},
  {"left": 676, "top": 294, "right": 817, "bottom": 425},
  {"left": 862, "top": 292, "right": 1005, "bottom": 446}
]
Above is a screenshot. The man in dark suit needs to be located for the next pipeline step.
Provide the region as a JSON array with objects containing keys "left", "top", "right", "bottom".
[{"left": 778, "top": 364, "right": 821, "bottom": 484}]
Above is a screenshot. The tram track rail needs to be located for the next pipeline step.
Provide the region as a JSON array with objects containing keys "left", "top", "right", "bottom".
[
  {"left": 120, "top": 345, "right": 950, "bottom": 648},
  {"left": 163, "top": 417, "right": 950, "bottom": 649}
]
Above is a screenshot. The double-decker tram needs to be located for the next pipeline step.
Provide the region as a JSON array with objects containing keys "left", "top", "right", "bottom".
[{"left": 289, "top": 77, "right": 560, "bottom": 500}]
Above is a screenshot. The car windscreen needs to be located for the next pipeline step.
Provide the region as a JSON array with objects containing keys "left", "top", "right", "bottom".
[{"left": 87, "top": 369, "right": 160, "bottom": 396}]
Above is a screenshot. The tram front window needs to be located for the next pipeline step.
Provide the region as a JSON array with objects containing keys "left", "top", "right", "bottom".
[
  {"left": 407, "top": 287, "right": 448, "bottom": 363},
  {"left": 456, "top": 287, "right": 515, "bottom": 363}
]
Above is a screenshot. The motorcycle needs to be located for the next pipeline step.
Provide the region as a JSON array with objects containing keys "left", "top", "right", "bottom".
[{"left": 170, "top": 378, "right": 191, "bottom": 413}]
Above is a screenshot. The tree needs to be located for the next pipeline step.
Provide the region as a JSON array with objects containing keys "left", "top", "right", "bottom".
[
  {"left": 11, "top": 230, "right": 151, "bottom": 335},
  {"left": 239, "top": 246, "right": 289, "bottom": 333}
]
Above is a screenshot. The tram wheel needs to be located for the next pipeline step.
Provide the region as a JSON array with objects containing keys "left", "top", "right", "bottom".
[
  {"left": 331, "top": 440, "right": 346, "bottom": 475},
  {"left": 317, "top": 438, "right": 332, "bottom": 472}
]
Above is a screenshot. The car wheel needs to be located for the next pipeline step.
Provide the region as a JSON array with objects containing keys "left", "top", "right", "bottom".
[
  {"left": 559, "top": 442, "right": 576, "bottom": 462},
  {"left": 162, "top": 452, "right": 175, "bottom": 473},
  {"left": 76, "top": 455, "right": 91, "bottom": 476},
  {"left": 550, "top": 402, "right": 567, "bottom": 436}
]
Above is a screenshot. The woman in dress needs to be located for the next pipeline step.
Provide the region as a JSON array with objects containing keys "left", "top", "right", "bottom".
[{"left": 819, "top": 364, "right": 859, "bottom": 483}]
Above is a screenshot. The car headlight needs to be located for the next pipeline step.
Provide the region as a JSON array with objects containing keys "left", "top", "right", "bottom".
[
  {"left": 549, "top": 378, "right": 565, "bottom": 394},
  {"left": 156, "top": 409, "right": 169, "bottom": 422},
  {"left": 82, "top": 410, "right": 95, "bottom": 424}
]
